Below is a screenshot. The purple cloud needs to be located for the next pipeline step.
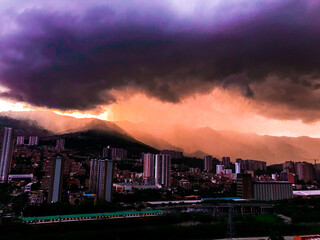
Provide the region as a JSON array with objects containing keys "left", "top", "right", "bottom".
[{"left": 0, "top": 0, "right": 319, "bottom": 117}]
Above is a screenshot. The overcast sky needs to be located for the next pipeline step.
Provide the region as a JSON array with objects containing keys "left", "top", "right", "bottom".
[{"left": 1, "top": 0, "right": 320, "bottom": 137}]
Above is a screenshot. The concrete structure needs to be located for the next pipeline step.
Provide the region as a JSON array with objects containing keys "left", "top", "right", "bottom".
[
  {"left": 237, "top": 174, "right": 253, "bottom": 199},
  {"left": 160, "top": 150, "right": 183, "bottom": 159},
  {"left": 55, "top": 139, "right": 65, "bottom": 151},
  {"left": 253, "top": 181, "right": 293, "bottom": 201},
  {"left": 89, "top": 158, "right": 114, "bottom": 202},
  {"left": 204, "top": 155, "right": 215, "bottom": 172},
  {"left": 293, "top": 190, "right": 320, "bottom": 199},
  {"left": 114, "top": 183, "right": 158, "bottom": 192},
  {"left": 235, "top": 162, "right": 241, "bottom": 174},
  {"left": 155, "top": 154, "right": 171, "bottom": 187},
  {"left": 48, "top": 156, "right": 64, "bottom": 203},
  {"left": 283, "top": 161, "right": 295, "bottom": 173},
  {"left": 288, "top": 173, "right": 296, "bottom": 184},
  {"left": 280, "top": 171, "right": 288, "bottom": 181},
  {"left": 222, "top": 157, "right": 231, "bottom": 168},
  {"left": 89, "top": 159, "right": 99, "bottom": 192},
  {"left": 142, "top": 153, "right": 155, "bottom": 184},
  {"left": 314, "top": 164, "right": 320, "bottom": 180},
  {"left": 216, "top": 165, "right": 225, "bottom": 175},
  {"left": 8, "top": 174, "right": 33, "bottom": 181},
  {"left": 102, "top": 146, "right": 127, "bottom": 160},
  {"left": 16, "top": 136, "right": 24, "bottom": 145},
  {"left": 28, "top": 136, "right": 39, "bottom": 146},
  {"left": 295, "top": 162, "right": 313, "bottom": 183},
  {"left": 0, "top": 127, "right": 14, "bottom": 182},
  {"left": 236, "top": 158, "right": 266, "bottom": 171}
]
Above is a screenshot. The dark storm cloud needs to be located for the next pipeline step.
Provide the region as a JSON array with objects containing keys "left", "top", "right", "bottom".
[{"left": 1, "top": 1, "right": 320, "bottom": 114}]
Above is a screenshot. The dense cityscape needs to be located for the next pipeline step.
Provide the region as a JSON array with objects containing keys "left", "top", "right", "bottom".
[{"left": 1, "top": 126, "right": 320, "bottom": 239}]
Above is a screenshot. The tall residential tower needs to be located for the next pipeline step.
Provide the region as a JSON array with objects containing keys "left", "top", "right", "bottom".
[
  {"left": 89, "top": 158, "right": 114, "bottom": 202},
  {"left": 0, "top": 127, "right": 14, "bottom": 182},
  {"left": 142, "top": 153, "right": 155, "bottom": 184},
  {"left": 48, "top": 155, "right": 64, "bottom": 202},
  {"left": 155, "top": 154, "right": 171, "bottom": 187}
]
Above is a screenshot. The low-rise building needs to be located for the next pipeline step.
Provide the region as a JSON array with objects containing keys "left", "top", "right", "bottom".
[{"left": 253, "top": 181, "right": 293, "bottom": 201}]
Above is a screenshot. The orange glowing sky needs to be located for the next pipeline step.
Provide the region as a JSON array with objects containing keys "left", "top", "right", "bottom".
[{"left": 3, "top": 86, "right": 320, "bottom": 138}]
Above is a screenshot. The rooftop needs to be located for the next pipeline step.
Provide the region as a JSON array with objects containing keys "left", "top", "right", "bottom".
[{"left": 293, "top": 190, "right": 320, "bottom": 196}]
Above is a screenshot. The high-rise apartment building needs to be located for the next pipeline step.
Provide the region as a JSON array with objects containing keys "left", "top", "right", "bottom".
[
  {"left": 283, "top": 161, "right": 295, "bottom": 173},
  {"left": 237, "top": 174, "right": 253, "bottom": 199},
  {"left": 89, "top": 158, "right": 114, "bottom": 202},
  {"left": 0, "top": 127, "right": 14, "bottom": 182},
  {"left": 160, "top": 150, "right": 183, "bottom": 159},
  {"left": 142, "top": 153, "right": 155, "bottom": 184},
  {"left": 28, "top": 136, "right": 39, "bottom": 146},
  {"left": 314, "top": 164, "right": 320, "bottom": 180},
  {"left": 222, "top": 157, "right": 231, "bottom": 168},
  {"left": 236, "top": 159, "right": 266, "bottom": 172},
  {"left": 204, "top": 155, "right": 214, "bottom": 172},
  {"left": 16, "top": 136, "right": 24, "bottom": 145},
  {"left": 295, "top": 162, "right": 313, "bottom": 183},
  {"left": 142, "top": 153, "right": 171, "bottom": 187},
  {"left": 48, "top": 155, "right": 64, "bottom": 202},
  {"left": 155, "top": 154, "right": 171, "bottom": 187},
  {"left": 55, "top": 139, "right": 65, "bottom": 151},
  {"left": 235, "top": 162, "right": 241, "bottom": 174},
  {"left": 102, "top": 146, "right": 127, "bottom": 160}
]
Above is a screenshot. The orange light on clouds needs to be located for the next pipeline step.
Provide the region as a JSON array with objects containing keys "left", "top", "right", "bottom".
[
  {"left": 1, "top": 86, "right": 320, "bottom": 138},
  {"left": 53, "top": 110, "right": 109, "bottom": 120},
  {"left": 0, "top": 99, "right": 34, "bottom": 112},
  {"left": 107, "top": 88, "right": 320, "bottom": 138}
]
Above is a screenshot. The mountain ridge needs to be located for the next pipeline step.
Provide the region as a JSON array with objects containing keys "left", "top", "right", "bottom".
[{"left": 1, "top": 111, "right": 320, "bottom": 164}]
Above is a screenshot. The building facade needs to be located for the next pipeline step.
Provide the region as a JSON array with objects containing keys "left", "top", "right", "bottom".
[
  {"left": 48, "top": 155, "right": 64, "bottom": 203},
  {"left": 0, "top": 127, "right": 14, "bottom": 182},
  {"left": 235, "top": 162, "right": 241, "bottom": 174},
  {"left": 28, "top": 136, "right": 39, "bottom": 146},
  {"left": 204, "top": 155, "right": 214, "bottom": 172},
  {"left": 216, "top": 164, "right": 225, "bottom": 175},
  {"left": 253, "top": 182, "right": 293, "bottom": 201},
  {"left": 160, "top": 150, "right": 183, "bottom": 159},
  {"left": 236, "top": 158, "right": 266, "bottom": 172},
  {"left": 16, "top": 136, "right": 24, "bottom": 145},
  {"left": 55, "top": 139, "right": 65, "bottom": 151},
  {"left": 237, "top": 174, "right": 253, "bottom": 199},
  {"left": 222, "top": 157, "right": 231, "bottom": 168},
  {"left": 295, "top": 162, "right": 313, "bottom": 183},
  {"left": 89, "top": 158, "right": 114, "bottom": 202},
  {"left": 102, "top": 146, "right": 127, "bottom": 160},
  {"left": 142, "top": 153, "right": 155, "bottom": 184},
  {"left": 155, "top": 154, "right": 171, "bottom": 187}
]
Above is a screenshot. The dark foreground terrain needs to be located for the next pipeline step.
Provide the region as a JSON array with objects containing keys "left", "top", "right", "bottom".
[{"left": 2, "top": 212, "right": 320, "bottom": 240}]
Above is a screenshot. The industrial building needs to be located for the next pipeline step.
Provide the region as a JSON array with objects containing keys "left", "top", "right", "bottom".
[{"left": 253, "top": 181, "right": 293, "bottom": 201}]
